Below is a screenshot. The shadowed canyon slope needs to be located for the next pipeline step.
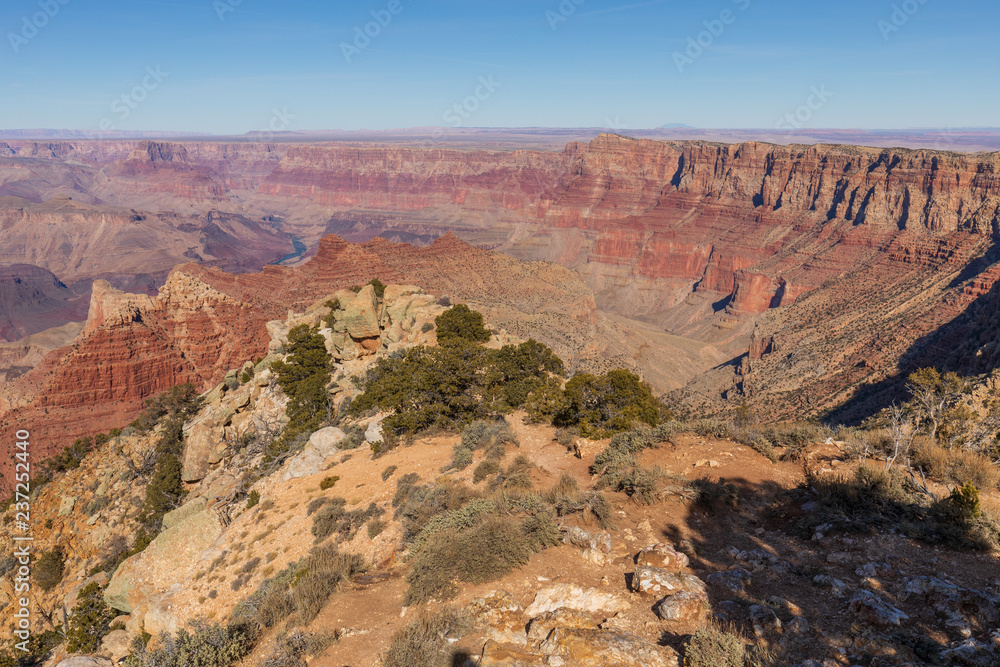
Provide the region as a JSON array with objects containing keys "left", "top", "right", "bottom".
[{"left": 2, "top": 134, "right": 1000, "bottom": 426}]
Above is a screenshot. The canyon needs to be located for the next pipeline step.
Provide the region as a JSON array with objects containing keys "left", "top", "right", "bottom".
[{"left": 2, "top": 133, "right": 1000, "bottom": 469}]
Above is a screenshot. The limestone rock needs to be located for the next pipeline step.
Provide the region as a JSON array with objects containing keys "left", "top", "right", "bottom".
[
  {"left": 59, "top": 496, "right": 76, "bottom": 516},
  {"left": 308, "top": 426, "right": 348, "bottom": 457},
  {"left": 539, "top": 628, "right": 680, "bottom": 667},
  {"left": 105, "top": 508, "right": 223, "bottom": 613},
  {"left": 479, "top": 641, "right": 545, "bottom": 667},
  {"left": 655, "top": 590, "right": 710, "bottom": 624},
  {"left": 182, "top": 423, "right": 216, "bottom": 482},
  {"left": 143, "top": 583, "right": 183, "bottom": 636},
  {"left": 750, "top": 604, "right": 783, "bottom": 638},
  {"left": 101, "top": 629, "right": 133, "bottom": 663},
  {"left": 633, "top": 566, "right": 706, "bottom": 596},
  {"left": 340, "top": 285, "right": 380, "bottom": 339},
  {"left": 525, "top": 585, "right": 630, "bottom": 617},
  {"left": 468, "top": 591, "right": 527, "bottom": 646},
  {"left": 637, "top": 543, "right": 690, "bottom": 571},
  {"left": 527, "top": 608, "right": 600, "bottom": 642},
  {"left": 161, "top": 497, "right": 207, "bottom": 531},
  {"left": 55, "top": 658, "right": 113, "bottom": 667},
  {"left": 282, "top": 447, "right": 325, "bottom": 481}
]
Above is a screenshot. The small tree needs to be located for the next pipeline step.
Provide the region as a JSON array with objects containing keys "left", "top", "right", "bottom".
[
  {"left": 435, "top": 305, "right": 491, "bottom": 346},
  {"left": 906, "top": 368, "right": 968, "bottom": 442},
  {"left": 33, "top": 547, "right": 65, "bottom": 592},
  {"left": 67, "top": 582, "right": 116, "bottom": 653}
]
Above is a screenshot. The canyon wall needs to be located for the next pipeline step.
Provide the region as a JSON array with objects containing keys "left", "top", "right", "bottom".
[{"left": 3, "top": 134, "right": 1000, "bottom": 427}]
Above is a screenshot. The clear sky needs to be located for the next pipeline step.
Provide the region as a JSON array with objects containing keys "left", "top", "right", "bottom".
[{"left": 0, "top": 0, "right": 997, "bottom": 134}]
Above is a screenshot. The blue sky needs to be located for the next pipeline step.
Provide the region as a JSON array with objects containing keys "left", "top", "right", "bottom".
[{"left": 0, "top": 0, "right": 996, "bottom": 134}]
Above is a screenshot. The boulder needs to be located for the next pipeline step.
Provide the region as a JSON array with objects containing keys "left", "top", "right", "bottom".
[
  {"left": 308, "top": 427, "right": 348, "bottom": 457},
  {"left": 282, "top": 447, "right": 325, "bottom": 481},
  {"left": 539, "top": 628, "right": 680, "bottom": 667},
  {"left": 655, "top": 590, "right": 710, "bottom": 624},
  {"left": 524, "top": 585, "right": 630, "bottom": 617},
  {"left": 182, "top": 423, "right": 216, "bottom": 482},
  {"left": 58, "top": 496, "right": 76, "bottom": 516},
  {"left": 161, "top": 497, "right": 207, "bottom": 531},
  {"left": 365, "top": 417, "right": 385, "bottom": 445},
  {"left": 143, "top": 583, "right": 183, "bottom": 636},
  {"left": 101, "top": 629, "right": 133, "bottom": 663},
  {"left": 637, "top": 543, "right": 690, "bottom": 571},
  {"left": 468, "top": 590, "right": 527, "bottom": 646},
  {"left": 633, "top": 566, "right": 706, "bottom": 596},
  {"left": 340, "top": 285, "right": 380, "bottom": 339},
  {"left": 564, "top": 526, "right": 612, "bottom": 553},
  {"left": 55, "top": 659, "right": 113, "bottom": 667},
  {"left": 105, "top": 508, "right": 223, "bottom": 613}
]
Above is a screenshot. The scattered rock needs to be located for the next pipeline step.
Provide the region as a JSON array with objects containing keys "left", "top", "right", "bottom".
[
  {"left": 655, "top": 590, "right": 710, "bottom": 624},
  {"left": 633, "top": 566, "right": 706, "bottom": 596},
  {"left": 706, "top": 568, "right": 752, "bottom": 594},
  {"left": 636, "top": 543, "right": 689, "bottom": 571},
  {"left": 58, "top": 496, "right": 76, "bottom": 516},
  {"left": 813, "top": 574, "right": 848, "bottom": 597},
  {"left": 749, "top": 604, "right": 782, "bottom": 639},
  {"left": 101, "top": 629, "right": 133, "bottom": 663},
  {"left": 469, "top": 591, "right": 527, "bottom": 646},
  {"left": 563, "top": 526, "right": 612, "bottom": 554},
  {"left": 55, "top": 659, "right": 113, "bottom": 667},
  {"left": 849, "top": 590, "right": 908, "bottom": 627},
  {"left": 525, "top": 585, "right": 630, "bottom": 617}
]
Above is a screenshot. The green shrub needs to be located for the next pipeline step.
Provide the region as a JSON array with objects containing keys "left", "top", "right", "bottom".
[
  {"left": 124, "top": 620, "right": 256, "bottom": 667},
  {"left": 367, "top": 518, "right": 386, "bottom": 539},
  {"left": 311, "top": 498, "right": 347, "bottom": 541},
  {"left": 34, "top": 547, "right": 65, "bottom": 591},
  {"left": 351, "top": 340, "right": 562, "bottom": 435},
  {"left": 472, "top": 459, "right": 500, "bottom": 483},
  {"left": 802, "top": 465, "right": 1000, "bottom": 551},
  {"left": 291, "top": 544, "right": 366, "bottom": 622},
  {"left": 382, "top": 608, "right": 472, "bottom": 667},
  {"left": 684, "top": 625, "right": 746, "bottom": 667},
  {"left": 381, "top": 465, "right": 398, "bottom": 482},
  {"left": 319, "top": 476, "right": 340, "bottom": 490},
  {"left": 86, "top": 495, "right": 110, "bottom": 516},
  {"left": 404, "top": 493, "right": 556, "bottom": 604},
  {"left": 367, "top": 278, "right": 386, "bottom": 299},
  {"left": 246, "top": 490, "right": 260, "bottom": 509},
  {"left": 435, "top": 304, "right": 491, "bottom": 346},
  {"left": 556, "top": 370, "right": 661, "bottom": 437},
  {"left": 269, "top": 325, "right": 332, "bottom": 460},
  {"left": 130, "top": 383, "right": 203, "bottom": 433},
  {"left": 420, "top": 322, "right": 435, "bottom": 334},
  {"left": 545, "top": 474, "right": 614, "bottom": 529},
  {"left": 67, "top": 582, "right": 117, "bottom": 653},
  {"left": 259, "top": 630, "right": 333, "bottom": 667},
  {"left": 323, "top": 299, "right": 341, "bottom": 329}
]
